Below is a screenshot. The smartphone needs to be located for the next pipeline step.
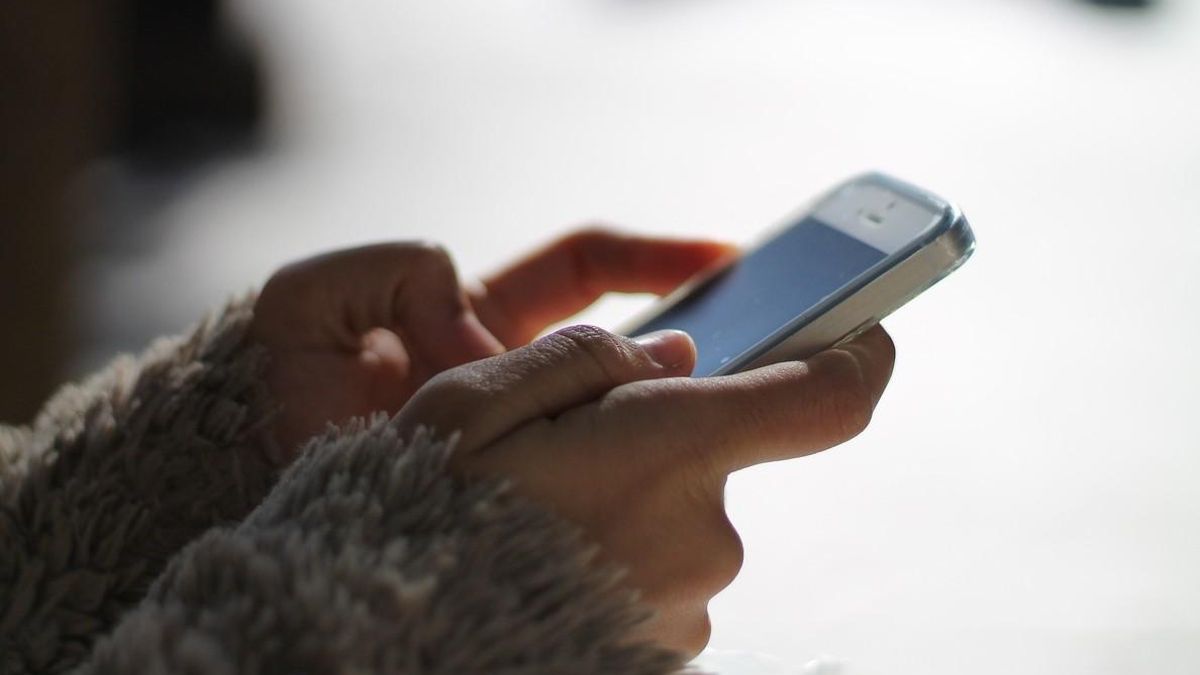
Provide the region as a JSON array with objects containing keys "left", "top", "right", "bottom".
[{"left": 619, "top": 172, "right": 975, "bottom": 376}]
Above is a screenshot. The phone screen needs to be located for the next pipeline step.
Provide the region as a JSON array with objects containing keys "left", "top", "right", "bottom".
[{"left": 627, "top": 216, "right": 888, "bottom": 376}]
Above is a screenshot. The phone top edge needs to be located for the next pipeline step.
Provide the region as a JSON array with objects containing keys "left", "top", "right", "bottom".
[
  {"left": 816, "top": 172, "right": 967, "bottom": 254},
  {"left": 866, "top": 171, "right": 976, "bottom": 250},
  {"left": 853, "top": 171, "right": 953, "bottom": 214}
]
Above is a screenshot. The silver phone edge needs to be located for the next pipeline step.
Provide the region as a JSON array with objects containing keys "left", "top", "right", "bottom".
[{"left": 724, "top": 209, "right": 975, "bottom": 375}]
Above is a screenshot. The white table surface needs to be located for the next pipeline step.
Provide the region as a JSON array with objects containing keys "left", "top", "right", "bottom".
[{"left": 92, "top": 1, "right": 1200, "bottom": 672}]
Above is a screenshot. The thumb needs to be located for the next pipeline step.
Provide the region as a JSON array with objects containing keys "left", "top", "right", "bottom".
[{"left": 396, "top": 325, "right": 695, "bottom": 453}]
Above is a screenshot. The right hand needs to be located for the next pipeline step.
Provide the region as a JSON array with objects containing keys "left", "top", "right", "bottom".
[{"left": 396, "top": 323, "right": 895, "bottom": 657}]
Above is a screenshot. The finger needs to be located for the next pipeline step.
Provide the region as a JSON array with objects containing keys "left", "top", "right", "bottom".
[
  {"left": 830, "top": 324, "right": 895, "bottom": 406},
  {"left": 300, "top": 243, "right": 506, "bottom": 371},
  {"left": 471, "top": 228, "right": 737, "bottom": 347},
  {"left": 272, "top": 242, "right": 505, "bottom": 367},
  {"left": 640, "top": 505, "right": 743, "bottom": 604},
  {"left": 602, "top": 325, "right": 897, "bottom": 476},
  {"left": 396, "top": 325, "right": 697, "bottom": 454},
  {"left": 383, "top": 242, "right": 507, "bottom": 370}
]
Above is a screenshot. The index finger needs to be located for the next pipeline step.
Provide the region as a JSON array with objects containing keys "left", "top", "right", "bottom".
[{"left": 471, "top": 228, "right": 736, "bottom": 347}]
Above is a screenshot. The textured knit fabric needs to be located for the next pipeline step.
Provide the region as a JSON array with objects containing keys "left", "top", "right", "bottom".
[{"left": 0, "top": 298, "right": 690, "bottom": 674}]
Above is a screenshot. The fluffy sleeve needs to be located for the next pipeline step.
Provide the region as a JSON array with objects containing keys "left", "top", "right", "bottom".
[
  {"left": 0, "top": 296, "right": 278, "bottom": 674},
  {"left": 76, "top": 419, "right": 690, "bottom": 675}
]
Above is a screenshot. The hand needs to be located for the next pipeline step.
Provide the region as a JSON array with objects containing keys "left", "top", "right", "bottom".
[
  {"left": 250, "top": 229, "right": 735, "bottom": 462},
  {"left": 395, "top": 323, "right": 896, "bottom": 657}
]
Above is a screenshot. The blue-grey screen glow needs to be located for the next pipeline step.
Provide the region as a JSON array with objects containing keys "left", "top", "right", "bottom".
[{"left": 627, "top": 217, "right": 887, "bottom": 375}]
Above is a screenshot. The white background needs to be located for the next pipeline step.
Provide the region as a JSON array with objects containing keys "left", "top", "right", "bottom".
[{"left": 91, "top": 1, "right": 1200, "bottom": 672}]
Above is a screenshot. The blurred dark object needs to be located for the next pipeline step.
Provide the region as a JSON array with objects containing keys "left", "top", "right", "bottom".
[
  {"left": 0, "top": 0, "right": 265, "bottom": 422},
  {"left": 115, "top": 0, "right": 265, "bottom": 166},
  {"left": 1080, "top": 0, "right": 1155, "bottom": 9}
]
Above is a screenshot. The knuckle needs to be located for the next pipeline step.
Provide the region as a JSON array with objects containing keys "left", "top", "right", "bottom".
[
  {"left": 822, "top": 355, "right": 874, "bottom": 438},
  {"left": 418, "top": 366, "right": 487, "bottom": 407},
  {"left": 876, "top": 326, "right": 897, "bottom": 365},
  {"left": 704, "top": 514, "right": 745, "bottom": 593},
  {"left": 393, "top": 242, "right": 468, "bottom": 311},
  {"left": 409, "top": 239, "right": 453, "bottom": 260},
  {"left": 559, "top": 227, "right": 622, "bottom": 300},
  {"left": 255, "top": 271, "right": 292, "bottom": 314},
  {"left": 548, "top": 324, "right": 636, "bottom": 378},
  {"left": 262, "top": 260, "right": 303, "bottom": 290},
  {"left": 399, "top": 363, "right": 500, "bottom": 443},
  {"left": 839, "top": 390, "right": 875, "bottom": 437},
  {"left": 681, "top": 612, "right": 713, "bottom": 658},
  {"left": 846, "top": 326, "right": 896, "bottom": 383},
  {"left": 399, "top": 240, "right": 456, "bottom": 274},
  {"left": 661, "top": 508, "right": 744, "bottom": 602},
  {"left": 260, "top": 257, "right": 320, "bottom": 301},
  {"left": 564, "top": 224, "right": 621, "bottom": 248}
]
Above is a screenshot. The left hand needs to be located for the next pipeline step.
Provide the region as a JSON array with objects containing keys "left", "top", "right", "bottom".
[{"left": 250, "top": 228, "right": 735, "bottom": 462}]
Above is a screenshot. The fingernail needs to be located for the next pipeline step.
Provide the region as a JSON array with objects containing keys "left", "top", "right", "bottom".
[{"left": 633, "top": 330, "right": 695, "bottom": 369}]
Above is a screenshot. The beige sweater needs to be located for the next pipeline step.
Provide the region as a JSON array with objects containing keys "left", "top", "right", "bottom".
[{"left": 0, "top": 298, "right": 689, "bottom": 674}]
